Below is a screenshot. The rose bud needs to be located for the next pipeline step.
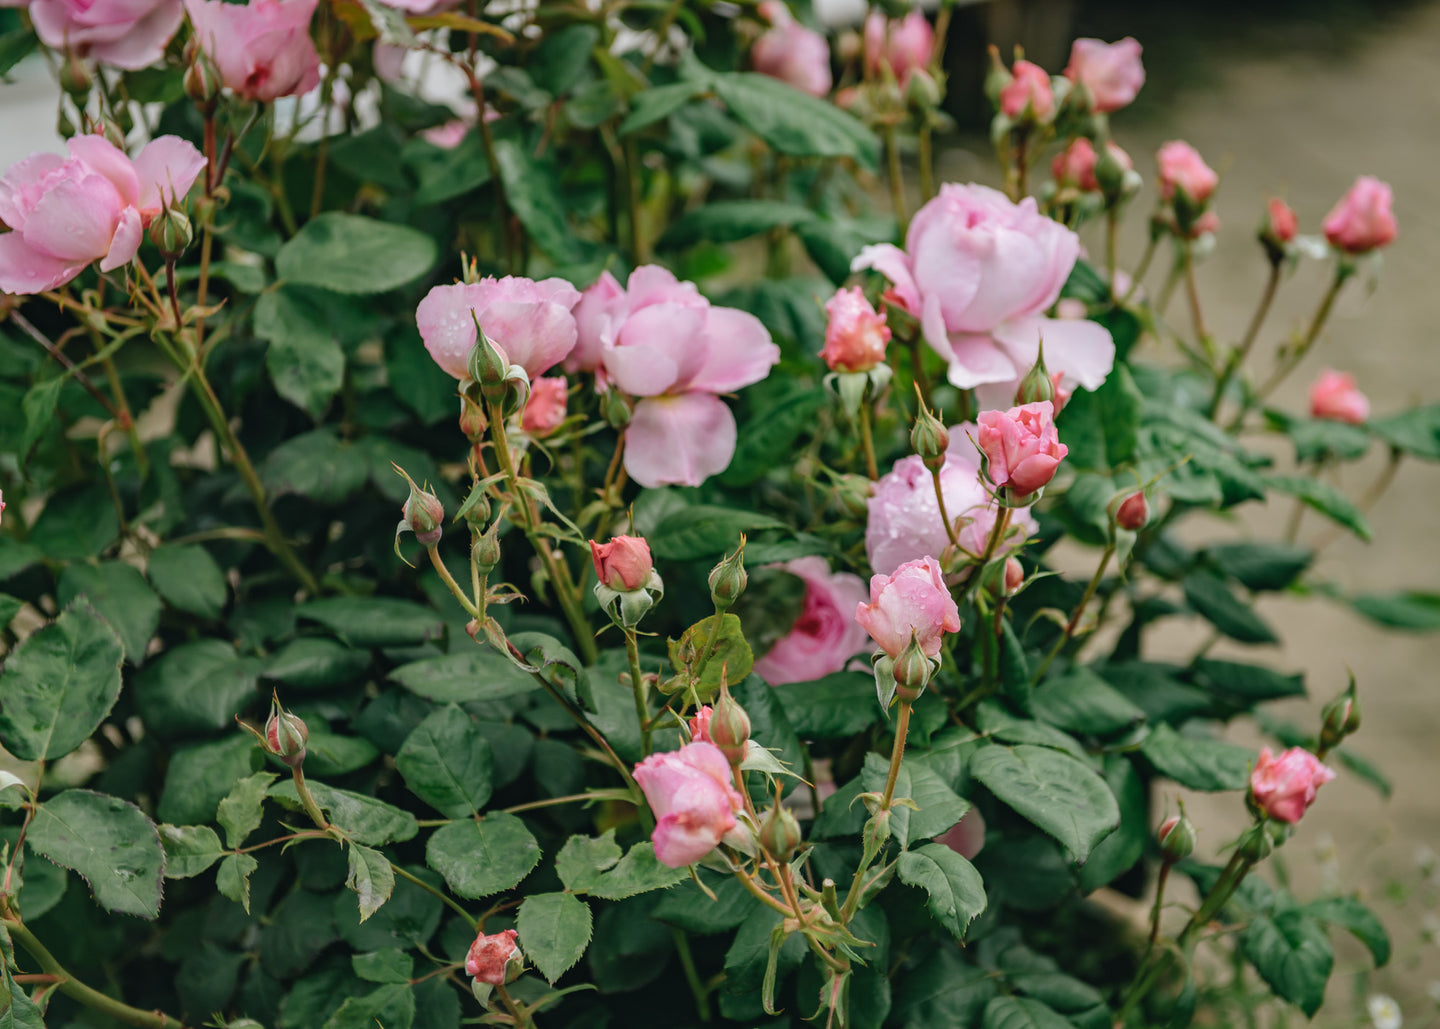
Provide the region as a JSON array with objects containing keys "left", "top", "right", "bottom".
[
  {"left": 265, "top": 705, "right": 308, "bottom": 768},
  {"left": 1113, "top": 490, "right": 1149, "bottom": 531},
  {"left": 465, "top": 929, "right": 523, "bottom": 985},
  {"left": 1063, "top": 37, "right": 1145, "bottom": 114},
  {"left": 1309, "top": 370, "right": 1370, "bottom": 425},
  {"left": 401, "top": 478, "right": 445, "bottom": 548},
  {"left": 1156, "top": 140, "right": 1219, "bottom": 207},
  {"left": 1003, "top": 557, "right": 1024, "bottom": 596},
  {"left": 752, "top": 1, "right": 832, "bottom": 98},
  {"left": 855, "top": 556, "right": 961, "bottom": 660},
  {"left": 910, "top": 399, "right": 950, "bottom": 470},
  {"left": 1157, "top": 810, "right": 1197, "bottom": 863},
  {"left": 688, "top": 705, "right": 714, "bottom": 743},
  {"left": 1320, "top": 677, "right": 1361, "bottom": 751},
  {"left": 821, "top": 287, "right": 890, "bottom": 373},
  {"left": 149, "top": 206, "right": 193, "bottom": 259},
  {"left": 998, "top": 59, "right": 1055, "bottom": 122},
  {"left": 707, "top": 538, "right": 748, "bottom": 609},
  {"left": 758, "top": 801, "right": 803, "bottom": 864},
  {"left": 521, "top": 376, "right": 567, "bottom": 437},
  {"left": 1249, "top": 746, "right": 1336, "bottom": 824},
  {"left": 590, "top": 535, "right": 654, "bottom": 591},
  {"left": 892, "top": 630, "right": 934, "bottom": 701},
  {"left": 977, "top": 401, "right": 1068, "bottom": 500},
  {"left": 1323, "top": 176, "right": 1397, "bottom": 254},
  {"left": 864, "top": 10, "right": 934, "bottom": 89},
  {"left": 1052, "top": 137, "right": 1099, "bottom": 192},
  {"left": 708, "top": 682, "right": 752, "bottom": 766},
  {"left": 1015, "top": 347, "right": 1055, "bottom": 407},
  {"left": 634, "top": 741, "right": 747, "bottom": 867}
]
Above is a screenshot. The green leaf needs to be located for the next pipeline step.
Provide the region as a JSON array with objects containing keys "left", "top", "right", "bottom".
[
  {"left": 1204, "top": 541, "right": 1312, "bottom": 592},
  {"left": 529, "top": 23, "right": 600, "bottom": 94},
  {"left": 1182, "top": 571, "right": 1278, "bottom": 644},
  {"left": 0, "top": 593, "right": 23, "bottom": 629},
  {"left": 28, "top": 485, "right": 118, "bottom": 560},
  {"left": 510, "top": 632, "right": 587, "bottom": 707},
  {"left": 146, "top": 543, "right": 228, "bottom": 619},
  {"left": 555, "top": 830, "right": 623, "bottom": 891},
  {"left": 26, "top": 789, "right": 165, "bottom": 918},
  {"left": 659, "top": 200, "right": 815, "bottom": 248},
  {"left": 19, "top": 376, "right": 63, "bottom": 458},
  {"left": 347, "top": 843, "right": 396, "bottom": 923},
  {"left": 2, "top": 964, "right": 46, "bottom": 1029},
  {"left": 492, "top": 138, "right": 582, "bottom": 263},
  {"left": 0, "top": 601, "right": 123, "bottom": 761},
  {"left": 353, "top": 949, "right": 414, "bottom": 984},
  {"left": 321, "top": 983, "right": 415, "bottom": 1029},
  {"left": 1193, "top": 659, "right": 1305, "bottom": 702},
  {"left": 302, "top": 731, "right": 380, "bottom": 777},
  {"left": 158, "top": 735, "right": 260, "bottom": 825},
  {"left": 1139, "top": 723, "right": 1254, "bottom": 791},
  {"left": 217, "top": 771, "right": 278, "bottom": 848},
  {"left": 712, "top": 71, "right": 880, "bottom": 167},
  {"left": 0, "top": 27, "right": 39, "bottom": 78},
  {"left": 1242, "top": 909, "right": 1333, "bottom": 1017},
  {"left": 388, "top": 649, "right": 539, "bottom": 703},
  {"left": 1060, "top": 363, "right": 1143, "bottom": 471},
  {"left": 1369, "top": 404, "right": 1440, "bottom": 459},
  {"left": 134, "top": 639, "right": 262, "bottom": 737},
  {"left": 652, "top": 873, "right": 759, "bottom": 935},
  {"left": 261, "top": 428, "right": 370, "bottom": 504},
  {"left": 649, "top": 505, "right": 785, "bottom": 561},
  {"left": 668, "top": 614, "right": 754, "bottom": 699},
  {"left": 517, "top": 892, "right": 593, "bottom": 983},
  {"left": 557, "top": 832, "right": 687, "bottom": 899},
  {"left": 276, "top": 213, "right": 437, "bottom": 294},
  {"left": 1350, "top": 590, "right": 1440, "bottom": 631},
  {"left": 892, "top": 948, "right": 998, "bottom": 1029},
  {"left": 1264, "top": 475, "right": 1372, "bottom": 541},
  {"left": 773, "top": 672, "right": 878, "bottom": 738},
  {"left": 861, "top": 753, "right": 970, "bottom": 847},
  {"left": 425, "top": 814, "right": 540, "bottom": 898},
  {"left": 396, "top": 705, "right": 494, "bottom": 818},
  {"left": 1272, "top": 414, "right": 1371, "bottom": 463},
  {"left": 1029, "top": 667, "right": 1145, "bottom": 738},
  {"left": 160, "top": 824, "right": 226, "bottom": 879},
  {"left": 56, "top": 562, "right": 160, "bottom": 663},
  {"left": 1076, "top": 755, "right": 1147, "bottom": 893},
  {"left": 256, "top": 285, "right": 346, "bottom": 418},
  {"left": 896, "top": 843, "right": 987, "bottom": 940},
  {"left": 619, "top": 80, "right": 706, "bottom": 134},
  {"left": 299, "top": 597, "right": 445, "bottom": 647},
  {"left": 981, "top": 996, "right": 1075, "bottom": 1029},
  {"left": 969, "top": 744, "right": 1120, "bottom": 863},
  {"left": 720, "top": 385, "right": 826, "bottom": 487},
  {"left": 265, "top": 638, "right": 371, "bottom": 689},
  {"left": 1304, "top": 896, "right": 1390, "bottom": 967},
  {"left": 270, "top": 781, "right": 418, "bottom": 846}
]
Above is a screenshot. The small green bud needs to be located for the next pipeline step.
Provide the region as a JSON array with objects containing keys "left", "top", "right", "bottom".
[
  {"left": 184, "top": 42, "right": 222, "bottom": 108},
  {"left": 265, "top": 701, "right": 309, "bottom": 769},
  {"left": 893, "top": 631, "right": 933, "bottom": 702},
  {"left": 1014, "top": 343, "right": 1054, "bottom": 406},
  {"left": 758, "top": 801, "right": 803, "bottom": 864},
  {"left": 710, "top": 682, "right": 752, "bottom": 766},
  {"left": 600, "top": 388, "right": 633, "bottom": 430},
  {"left": 1320, "top": 676, "right": 1361, "bottom": 750},
  {"left": 149, "top": 207, "right": 193, "bottom": 259},
  {"left": 466, "top": 319, "right": 510, "bottom": 390},
  {"left": 708, "top": 537, "right": 748, "bottom": 610},
  {"left": 1157, "top": 808, "right": 1197, "bottom": 864},
  {"left": 472, "top": 520, "right": 502, "bottom": 576},
  {"left": 910, "top": 394, "right": 950, "bottom": 471}
]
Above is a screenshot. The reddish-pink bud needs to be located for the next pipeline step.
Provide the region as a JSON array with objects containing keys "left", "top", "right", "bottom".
[
  {"left": 465, "top": 929, "right": 522, "bottom": 985},
  {"left": 855, "top": 557, "right": 961, "bottom": 660},
  {"left": 590, "top": 535, "right": 654, "bottom": 591},
  {"left": 1323, "top": 176, "right": 1397, "bottom": 254},
  {"left": 1003, "top": 557, "right": 1024, "bottom": 596},
  {"left": 521, "top": 376, "right": 568, "bottom": 437},
  {"left": 1114, "top": 491, "right": 1149, "bottom": 530},
  {"left": 999, "top": 59, "right": 1054, "bottom": 121},
  {"left": 821, "top": 287, "right": 890, "bottom": 373},
  {"left": 1156, "top": 140, "right": 1218, "bottom": 205},
  {"left": 1249, "top": 747, "right": 1335, "bottom": 824},
  {"left": 1310, "top": 370, "right": 1369, "bottom": 425}
]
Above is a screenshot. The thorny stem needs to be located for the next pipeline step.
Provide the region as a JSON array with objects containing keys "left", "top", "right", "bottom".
[
  {"left": 428, "top": 545, "right": 481, "bottom": 619},
  {"left": 879, "top": 700, "right": 913, "bottom": 812},
  {"left": 625, "top": 629, "right": 653, "bottom": 756},
  {"left": 857, "top": 402, "right": 880, "bottom": 480},
  {"left": 8, "top": 310, "right": 121, "bottom": 420},
  {"left": 1208, "top": 261, "right": 1281, "bottom": 419},
  {"left": 931, "top": 465, "right": 960, "bottom": 550},
  {"left": 98, "top": 344, "right": 148, "bottom": 478},
  {"left": 1183, "top": 243, "right": 1209, "bottom": 346},
  {"left": 1148, "top": 862, "right": 1172, "bottom": 947},
  {"left": 1032, "top": 541, "right": 1114, "bottom": 684},
  {"left": 731, "top": 863, "right": 796, "bottom": 917},
  {"left": 958, "top": 506, "right": 1012, "bottom": 605},
  {"left": 672, "top": 928, "right": 713, "bottom": 1022},
  {"left": 495, "top": 983, "right": 536, "bottom": 1029}
]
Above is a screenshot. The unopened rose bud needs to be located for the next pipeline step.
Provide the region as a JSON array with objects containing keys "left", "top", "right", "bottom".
[
  {"left": 600, "top": 389, "right": 632, "bottom": 430},
  {"left": 910, "top": 400, "right": 950, "bottom": 470},
  {"left": 265, "top": 704, "right": 309, "bottom": 768},
  {"left": 466, "top": 322, "right": 510, "bottom": 390},
  {"left": 689, "top": 705, "right": 713, "bottom": 743},
  {"left": 472, "top": 520, "right": 502, "bottom": 576},
  {"left": 905, "top": 67, "right": 942, "bottom": 114},
  {"left": 458, "top": 397, "right": 487, "bottom": 440},
  {"left": 833, "top": 474, "right": 872, "bottom": 519},
  {"left": 59, "top": 56, "right": 92, "bottom": 98},
  {"left": 591, "top": 535, "right": 654, "bottom": 592},
  {"left": 466, "top": 929, "right": 523, "bottom": 986},
  {"left": 1015, "top": 346, "right": 1054, "bottom": 406},
  {"left": 709, "top": 682, "right": 751, "bottom": 766},
  {"left": 1113, "top": 490, "right": 1149, "bottom": 531},
  {"left": 998, "top": 59, "right": 1054, "bottom": 123},
  {"left": 1003, "top": 557, "right": 1024, "bottom": 596},
  {"left": 98, "top": 119, "right": 128, "bottom": 150},
  {"left": 1320, "top": 677, "right": 1361, "bottom": 750},
  {"left": 708, "top": 538, "right": 748, "bottom": 609},
  {"left": 1157, "top": 810, "right": 1197, "bottom": 863},
  {"left": 184, "top": 43, "right": 222, "bottom": 108},
  {"left": 892, "top": 631, "right": 933, "bottom": 702},
  {"left": 759, "top": 801, "right": 803, "bottom": 864},
  {"left": 1095, "top": 141, "right": 1135, "bottom": 202},
  {"left": 403, "top": 480, "right": 445, "bottom": 548},
  {"left": 984, "top": 44, "right": 1013, "bottom": 105},
  {"left": 149, "top": 207, "right": 193, "bottom": 259},
  {"left": 821, "top": 287, "right": 890, "bottom": 373}
]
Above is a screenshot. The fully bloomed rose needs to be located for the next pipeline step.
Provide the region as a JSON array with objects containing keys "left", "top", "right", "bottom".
[
  {"left": 753, "top": 557, "right": 871, "bottom": 685},
  {"left": 866, "top": 430, "right": 1037, "bottom": 576},
  {"left": 573, "top": 265, "right": 780, "bottom": 488},
  {"left": 1310, "top": 370, "right": 1369, "bottom": 424},
  {"left": 7, "top": 0, "right": 183, "bottom": 69},
  {"left": 184, "top": 0, "right": 321, "bottom": 102},
  {"left": 855, "top": 556, "right": 961, "bottom": 658},
  {"left": 1323, "top": 176, "right": 1397, "bottom": 254},
  {"left": 521, "top": 376, "right": 568, "bottom": 436},
  {"left": 977, "top": 401, "right": 1067, "bottom": 497},
  {"left": 1250, "top": 746, "right": 1335, "bottom": 824},
  {"left": 852, "top": 183, "right": 1113, "bottom": 404},
  {"left": 465, "top": 929, "right": 521, "bottom": 985},
  {"left": 1063, "top": 37, "right": 1145, "bottom": 114},
  {"left": 752, "top": 0, "right": 831, "bottom": 98},
  {"left": 416, "top": 276, "right": 580, "bottom": 380},
  {"left": 634, "top": 741, "right": 747, "bottom": 867},
  {"left": 0, "top": 135, "right": 205, "bottom": 295},
  {"left": 821, "top": 286, "right": 889, "bottom": 373},
  {"left": 863, "top": 10, "right": 933, "bottom": 88},
  {"left": 589, "top": 535, "right": 653, "bottom": 591}
]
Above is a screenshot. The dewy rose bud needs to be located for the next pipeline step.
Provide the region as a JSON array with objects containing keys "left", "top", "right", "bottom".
[
  {"left": 465, "top": 929, "right": 522, "bottom": 985},
  {"left": 821, "top": 287, "right": 890, "bottom": 373},
  {"left": 1114, "top": 490, "right": 1149, "bottom": 530},
  {"left": 977, "top": 401, "right": 1068, "bottom": 499},
  {"left": 1249, "top": 746, "right": 1336, "bottom": 824},
  {"left": 1310, "top": 370, "right": 1370, "bottom": 424},
  {"left": 1063, "top": 37, "right": 1145, "bottom": 114},
  {"left": 1156, "top": 140, "right": 1218, "bottom": 205},
  {"left": 708, "top": 539, "right": 748, "bottom": 609},
  {"left": 855, "top": 556, "right": 961, "bottom": 659},
  {"left": 590, "top": 535, "right": 653, "bottom": 591},
  {"left": 634, "top": 741, "right": 747, "bottom": 867},
  {"left": 402, "top": 478, "right": 445, "bottom": 547},
  {"left": 183, "top": 0, "right": 322, "bottom": 102},
  {"left": 520, "top": 376, "right": 567, "bottom": 437},
  {"left": 999, "top": 59, "right": 1054, "bottom": 122},
  {"left": 1322, "top": 175, "right": 1397, "bottom": 254},
  {"left": 709, "top": 683, "right": 751, "bottom": 765}
]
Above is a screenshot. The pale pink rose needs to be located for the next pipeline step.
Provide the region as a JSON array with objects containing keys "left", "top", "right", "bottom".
[
  {"left": 851, "top": 183, "right": 1113, "bottom": 400},
  {"left": 863, "top": 10, "right": 933, "bottom": 89},
  {"left": 1052, "top": 138, "right": 1098, "bottom": 191},
  {"left": 866, "top": 430, "right": 1036, "bottom": 576},
  {"left": 579, "top": 265, "right": 779, "bottom": 488},
  {"left": 21, "top": 0, "right": 182, "bottom": 69},
  {"left": 1322, "top": 176, "right": 1397, "bottom": 254},
  {"left": 589, "top": 534, "right": 653, "bottom": 591},
  {"left": 520, "top": 376, "right": 568, "bottom": 436},
  {"left": 977, "top": 401, "right": 1067, "bottom": 497},
  {"left": 565, "top": 269, "right": 624, "bottom": 374},
  {"left": 184, "top": 0, "right": 321, "bottom": 102},
  {"left": 1250, "top": 746, "right": 1335, "bottom": 824},
  {"left": 0, "top": 134, "right": 205, "bottom": 295},
  {"left": 1309, "top": 370, "right": 1369, "bottom": 424},
  {"left": 936, "top": 807, "right": 985, "bottom": 860},
  {"left": 821, "top": 286, "right": 890, "bottom": 373},
  {"left": 465, "top": 929, "right": 520, "bottom": 985},
  {"left": 753, "top": 557, "right": 871, "bottom": 685},
  {"left": 1063, "top": 37, "right": 1144, "bottom": 114},
  {"left": 1265, "top": 198, "right": 1298, "bottom": 244},
  {"left": 855, "top": 556, "right": 961, "bottom": 658},
  {"left": 1002, "top": 557, "right": 1024, "bottom": 595},
  {"left": 752, "top": 3, "right": 831, "bottom": 98},
  {"left": 416, "top": 276, "right": 580, "bottom": 380},
  {"left": 634, "top": 741, "right": 747, "bottom": 867},
  {"left": 998, "top": 60, "right": 1053, "bottom": 121},
  {"left": 1156, "top": 140, "right": 1218, "bottom": 204},
  {"left": 689, "top": 705, "right": 713, "bottom": 743}
]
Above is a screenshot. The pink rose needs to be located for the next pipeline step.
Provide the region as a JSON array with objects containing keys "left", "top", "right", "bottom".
[
  {"left": 689, "top": 705, "right": 713, "bottom": 743},
  {"left": 977, "top": 401, "right": 1066, "bottom": 497},
  {"left": 1156, "top": 140, "right": 1218, "bottom": 204},
  {"left": 416, "top": 276, "right": 580, "bottom": 380},
  {"left": 1309, "top": 370, "right": 1369, "bottom": 425},
  {"left": 936, "top": 807, "right": 985, "bottom": 860},
  {"left": 576, "top": 265, "right": 779, "bottom": 488},
  {"left": 1250, "top": 746, "right": 1335, "bottom": 824},
  {"left": 998, "top": 60, "right": 1054, "bottom": 121},
  {"left": 753, "top": 557, "right": 871, "bottom": 685},
  {"left": 1003, "top": 557, "right": 1024, "bottom": 595},
  {"left": 465, "top": 929, "right": 521, "bottom": 985},
  {"left": 1114, "top": 490, "right": 1149, "bottom": 530},
  {"left": 19, "top": 0, "right": 182, "bottom": 69},
  {"left": 1323, "top": 176, "right": 1397, "bottom": 254},
  {"left": 1052, "top": 138, "right": 1098, "bottom": 191},
  {"left": 863, "top": 10, "right": 933, "bottom": 88},
  {"left": 589, "top": 534, "right": 653, "bottom": 591},
  {"left": 184, "top": 0, "right": 321, "bottom": 102},
  {"left": 1063, "top": 37, "right": 1145, "bottom": 114},
  {"left": 1264, "top": 198, "right": 1298, "bottom": 244},
  {"left": 0, "top": 134, "right": 205, "bottom": 295},
  {"left": 521, "top": 376, "right": 568, "bottom": 436},
  {"left": 851, "top": 183, "right": 1113, "bottom": 402},
  {"left": 752, "top": 1, "right": 831, "bottom": 98},
  {"left": 634, "top": 741, "right": 747, "bottom": 867},
  {"left": 866, "top": 430, "right": 1036, "bottom": 576},
  {"left": 821, "top": 286, "right": 890, "bottom": 373},
  {"left": 855, "top": 556, "right": 961, "bottom": 659}
]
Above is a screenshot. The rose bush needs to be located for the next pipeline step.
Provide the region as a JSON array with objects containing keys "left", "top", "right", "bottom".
[{"left": 0, "top": 3, "right": 1428, "bottom": 1028}]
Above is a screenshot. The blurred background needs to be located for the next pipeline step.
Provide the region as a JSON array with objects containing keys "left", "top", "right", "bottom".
[{"left": 2, "top": 0, "right": 1436, "bottom": 1023}]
